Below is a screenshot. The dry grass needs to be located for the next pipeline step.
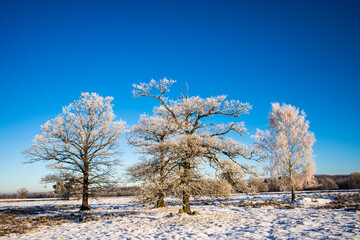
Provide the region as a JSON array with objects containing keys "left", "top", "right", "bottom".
[
  {"left": 0, "top": 205, "right": 135, "bottom": 237},
  {"left": 224, "top": 198, "right": 299, "bottom": 209},
  {"left": 318, "top": 193, "right": 360, "bottom": 210}
]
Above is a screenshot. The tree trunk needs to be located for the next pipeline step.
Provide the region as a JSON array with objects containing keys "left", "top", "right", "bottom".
[
  {"left": 155, "top": 149, "right": 166, "bottom": 208},
  {"left": 182, "top": 191, "right": 191, "bottom": 213},
  {"left": 290, "top": 169, "right": 296, "bottom": 202},
  {"left": 156, "top": 192, "right": 166, "bottom": 208},
  {"left": 182, "top": 162, "right": 191, "bottom": 213},
  {"left": 291, "top": 185, "right": 296, "bottom": 202},
  {"left": 80, "top": 171, "right": 90, "bottom": 211}
]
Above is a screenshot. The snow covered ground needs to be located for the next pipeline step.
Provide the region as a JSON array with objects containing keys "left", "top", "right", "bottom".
[{"left": 1, "top": 190, "right": 359, "bottom": 239}]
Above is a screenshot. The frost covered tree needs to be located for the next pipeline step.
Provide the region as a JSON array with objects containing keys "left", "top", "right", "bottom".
[
  {"left": 127, "top": 113, "right": 177, "bottom": 208},
  {"left": 133, "top": 78, "right": 261, "bottom": 213},
  {"left": 254, "top": 103, "right": 316, "bottom": 202},
  {"left": 24, "top": 93, "right": 125, "bottom": 211}
]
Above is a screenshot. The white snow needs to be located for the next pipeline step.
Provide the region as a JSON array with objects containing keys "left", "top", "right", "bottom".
[{"left": 1, "top": 190, "right": 359, "bottom": 240}]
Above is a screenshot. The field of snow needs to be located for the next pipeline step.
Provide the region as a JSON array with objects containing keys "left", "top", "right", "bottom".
[{"left": 1, "top": 190, "right": 359, "bottom": 239}]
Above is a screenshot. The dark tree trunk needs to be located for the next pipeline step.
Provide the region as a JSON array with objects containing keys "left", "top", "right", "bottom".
[
  {"left": 182, "top": 191, "right": 191, "bottom": 213},
  {"left": 155, "top": 150, "right": 166, "bottom": 208},
  {"left": 182, "top": 162, "right": 191, "bottom": 213},
  {"left": 80, "top": 171, "right": 90, "bottom": 211},
  {"left": 291, "top": 185, "right": 296, "bottom": 202},
  {"left": 290, "top": 169, "right": 296, "bottom": 202}
]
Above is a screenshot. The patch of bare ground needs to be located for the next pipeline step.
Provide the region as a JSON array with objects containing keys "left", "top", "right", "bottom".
[
  {"left": 318, "top": 193, "right": 360, "bottom": 210},
  {"left": 0, "top": 205, "right": 136, "bottom": 237}
]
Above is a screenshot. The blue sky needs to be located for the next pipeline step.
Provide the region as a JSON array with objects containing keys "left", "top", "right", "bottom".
[{"left": 0, "top": 0, "right": 359, "bottom": 193}]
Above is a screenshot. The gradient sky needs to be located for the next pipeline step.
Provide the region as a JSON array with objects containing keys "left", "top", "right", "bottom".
[{"left": 0, "top": 0, "right": 359, "bottom": 193}]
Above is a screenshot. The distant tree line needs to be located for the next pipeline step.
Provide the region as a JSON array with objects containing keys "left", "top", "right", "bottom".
[
  {"left": 2, "top": 172, "right": 358, "bottom": 200},
  {"left": 0, "top": 191, "right": 55, "bottom": 199},
  {"left": 0, "top": 186, "right": 141, "bottom": 199},
  {"left": 312, "top": 172, "right": 360, "bottom": 190},
  {"left": 245, "top": 172, "right": 360, "bottom": 193}
]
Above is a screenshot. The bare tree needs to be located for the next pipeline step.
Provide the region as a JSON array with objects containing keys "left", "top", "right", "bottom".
[
  {"left": 17, "top": 187, "right": 30, "bottom": 199},
  {"left": 254, "top": 103, "right": 316, "bottom": 202},
  {"left": 133, "top": 78, "right": 262, "bottom": 213},
  {"left": 24, "top": 93, "right": 125, "bottom": 211},
  {"left": 127, "top": 113, "right": 177, "bottom": 207}
]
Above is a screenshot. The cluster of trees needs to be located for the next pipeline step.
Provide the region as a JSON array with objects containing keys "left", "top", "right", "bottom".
[
  {"left": 24, "top": 78, "right": 317, "bottom": 211},
  {"left": 314, "top": 173, "right": 360, "bottom": 190},
  {"left": 242, "top": 172, "right": 360, "bottom": 193},
  {"left": 349, "top": 172, "right": 360, "bottom": 189}
]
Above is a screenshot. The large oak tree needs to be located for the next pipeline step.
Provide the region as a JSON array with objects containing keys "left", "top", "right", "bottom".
[
  {"left": 133, "top": 78, "right": 262, "bottom": 213},
  {"left": 24, "top": 93, "right": 125, "bottom": 210}
]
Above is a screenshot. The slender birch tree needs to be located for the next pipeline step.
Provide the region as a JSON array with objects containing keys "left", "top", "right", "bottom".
[
  {"left": 24, "top": 93, "right": 125, "bottom": 211},
  {"left": 133, "top": 78, "right": 261, "bottom": 213},
  {"left": 254, "top": 103, "right": 316, "bottom": 202}
]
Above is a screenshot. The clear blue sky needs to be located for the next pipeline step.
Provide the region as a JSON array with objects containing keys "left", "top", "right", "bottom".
[{"left": 0, "top": 0, "right": 359, "bottom": 193}]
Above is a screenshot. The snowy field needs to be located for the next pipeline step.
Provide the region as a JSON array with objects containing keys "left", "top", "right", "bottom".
[{"left": 1, "top": 190, "right": 359, "bottom": 239}]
